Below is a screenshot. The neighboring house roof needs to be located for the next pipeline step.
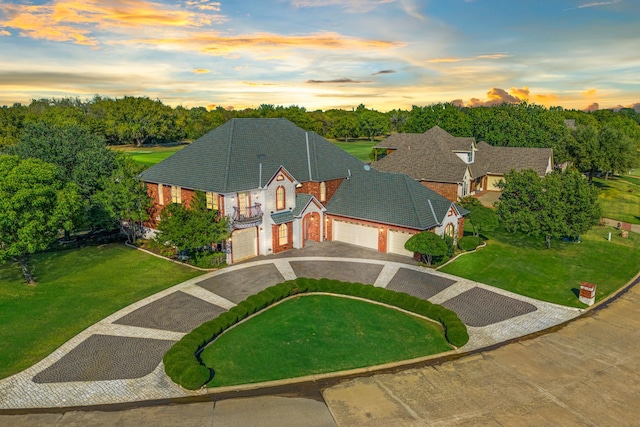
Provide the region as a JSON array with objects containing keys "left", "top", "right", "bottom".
[
  {"left": 373, "top": 127, "right": 471, "bottom": 184},
  {"left": 140, "top": 118, "right": 364, "bottom": 193},
  {"left": 326, "top": 167, "right": 455, "bottom": 230},
  {"left": 373, "top": 126, "right": 553, "bottom": 183},
  {"left": 474, "top": 141, "right": 553, "bottom": 176}
]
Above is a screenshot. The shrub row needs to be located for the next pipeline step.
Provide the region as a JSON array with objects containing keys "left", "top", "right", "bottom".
[
  {"left": 458, "top": 235, "right": 482, "bottom": 251},
  {"left": 163, "top": 278, "right": 469, "bottom": 390}
]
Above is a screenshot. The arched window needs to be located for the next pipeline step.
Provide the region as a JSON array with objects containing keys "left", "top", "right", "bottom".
[
  {"left": 445, "top": 223, "right": 455, "bottom": 240},
  {"left": 276, "top": 186, "right": 286, "bottom": 210},
  {"left": 278, "top": 223, "right": 288, "bottom": 245},
  {"left": 320, "top": 181, "right": 326, "bottom": 202}
]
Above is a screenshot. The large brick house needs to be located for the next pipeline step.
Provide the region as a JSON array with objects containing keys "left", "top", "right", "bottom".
[
  {"left": 140, "top": 119, "right": 466, "bottom": 264},
  {"left": 372, "top": 126, "right": 554, "bottom": 201}
]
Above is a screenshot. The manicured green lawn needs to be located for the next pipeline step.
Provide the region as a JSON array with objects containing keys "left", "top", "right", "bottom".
[
  {"left": 201, "top": 295, "right": 451, "bottom": 387},
  {"left": 594, "top": 170, "right": 640, "bottom": 225},
  {"left": 440, "top": 225, "right": 640, "bottom": 307},
  {"left": 112, "top": 145, "right": 187, "bottom": 167},
  {"left": 331, "top": 140, "right": 378, "bottom": 162},
  {"left": 0, "top": 244, "right": 201, "bottom": 379}
]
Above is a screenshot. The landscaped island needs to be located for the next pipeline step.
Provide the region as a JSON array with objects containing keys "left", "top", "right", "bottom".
[{"left": 163, "top": 278, "right": 469, "bottom": 390}]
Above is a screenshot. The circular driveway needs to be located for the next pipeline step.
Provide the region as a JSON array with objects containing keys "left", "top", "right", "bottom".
[{"left": 0, "top": 242, "right": 581, "bottom": 410}]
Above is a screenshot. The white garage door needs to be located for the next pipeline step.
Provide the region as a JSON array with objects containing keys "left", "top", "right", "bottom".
[
  {"left": 387, "top": 230, "right": 415, "bottom": 257},
  {"left": 232, "top": 227, "right": 257, "bottom": 262},
  {"left": 333, "top": 220, "right": 378, "bottom": 250}
]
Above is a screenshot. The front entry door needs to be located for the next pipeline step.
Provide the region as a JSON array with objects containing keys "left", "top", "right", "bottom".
[{"left": 304, "top": 213, "right": 320, "bottom": 242}]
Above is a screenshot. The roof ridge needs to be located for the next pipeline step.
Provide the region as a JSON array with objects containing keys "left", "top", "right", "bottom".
[
  {"left": 427, "top": 198, "right": 439, "bottom": 228},
  {"left": 402, "top": 174, "right": 425, "bottom": 228},
  {"left": 312, "top": 133, "right": 320, "bottom": 181},
  {"left": 222, "top": 119, "right": 234, "bottom": 193}
]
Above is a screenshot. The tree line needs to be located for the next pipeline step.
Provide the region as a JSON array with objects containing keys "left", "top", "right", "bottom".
[{"left": 1, "top": 97, "right": 638, "bottom": 148}]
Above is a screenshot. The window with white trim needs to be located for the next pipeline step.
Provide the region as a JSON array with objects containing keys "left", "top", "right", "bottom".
[
  {"left": 320, "top": 181, "right": 326, "bottom": 202},
  {"left": 276, "top": 186, "right": 286, "bottom": 210},
  {"left": 278, "top": 223, "right": 288, "bottom": 245},
  {"left": 206, "top": 191, "right": 218, "bottom": 210},
  {"left": 171, "top": 185, "right": 181, "bottom": 204},
  {"left": 158, "top": 183, "right": 164, "bottom": 205}
]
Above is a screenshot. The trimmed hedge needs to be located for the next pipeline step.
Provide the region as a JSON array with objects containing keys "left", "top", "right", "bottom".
[
  {"left": 163, "top": 277, "right": 469, "bottom": 390},
  {"left": 458, "top": 236, "right": 482, "bottom": 251}
]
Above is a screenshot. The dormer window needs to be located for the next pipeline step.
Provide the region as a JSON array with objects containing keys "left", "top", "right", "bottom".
[{"left": 276, "top": 186, "right": 286, "bottom": 210}]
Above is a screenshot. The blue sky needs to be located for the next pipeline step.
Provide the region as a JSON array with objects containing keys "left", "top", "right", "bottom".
[{"left": 1, "top": 0, "right": 638, "bottom": 111}]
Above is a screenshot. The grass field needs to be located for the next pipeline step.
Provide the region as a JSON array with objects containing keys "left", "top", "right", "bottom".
[
  {"left": 201, "top": 295, "right": 451, "bottom": 387},
  {"left": 440, "top": 225, "right": 640, "bottom": 307},
  {"left": 594, "top": 170, "right": 640, "bottom": 224},
  {"left": 0, "top": 244, "right": 201, "bottom": 379},
  {"left": 112, "top": 144, "right": 187, "bottom": 167},
  {"left": 331, "top": 140, "right": 378, "bottom": 162}
]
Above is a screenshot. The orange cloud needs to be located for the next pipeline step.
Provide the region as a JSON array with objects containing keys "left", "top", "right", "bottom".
[
  {"left": 464, "top": 87, "right": 529, "bottom": 107},
  {"left": 126, "top": 31, "right": 403, "bottom": 56},
  {"left": 0, "top": 0, "right": 224, "bottom": 46},
  {"left": 583, "top": 102, "right": 599, "bottom": 112},
  {"left": 533, "top": 93, "right": 559, "bottom": 103},
  {"left": 193, "top": 68, "right": 210, "bottom": 74},
  {"left": 582, "top": 89, "right": 598, "bottom": 97},
  {"left": 0, "top": 29, "right": 10, "bottom": 36}
]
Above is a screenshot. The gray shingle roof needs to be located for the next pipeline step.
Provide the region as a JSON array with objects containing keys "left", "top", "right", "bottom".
[
  {"left": 374, "top": 126, "right": 552, "bottom": 182},
  {"left": 373, "top": 130, "right": 471, "bottom": 183},
  {"left": 474, "top": 141, "right": 553, "bottom": 176},
  {"left": 326, "top": 167, "right": 454, "bottom": 230},
  {"left": 140, "top": 118, "right": 364, "bottom": 192}
]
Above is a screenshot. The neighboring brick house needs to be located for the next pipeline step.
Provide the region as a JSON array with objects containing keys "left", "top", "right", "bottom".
[
  {"left": 372, "top": 126, "right": 554, "bottom": 202},
  {"left": 140, "top": 119, "right": 466, "bottom": 264}
]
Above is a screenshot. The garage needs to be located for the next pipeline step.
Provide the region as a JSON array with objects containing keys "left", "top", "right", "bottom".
[
  {"left": 333, "top": 220, "right": 378, "bottom": 250},
  {"left": 387, "top": 230, "right": 415, "bottom": 257},
  {"left": 231, "top": 227, "right": 257, "bottom": 262}
]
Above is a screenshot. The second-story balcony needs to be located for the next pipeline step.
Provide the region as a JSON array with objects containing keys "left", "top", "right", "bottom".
[{"left": 231, "top": 203, "right": 263, "bottom": 228}]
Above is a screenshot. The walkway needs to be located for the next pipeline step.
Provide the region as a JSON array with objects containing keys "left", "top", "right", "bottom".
[
  {"left": 0, "top": 242, "right": 581, "bottom": 410},
  {"left": 602, "top": 217, "right": 640, "bottom": 234}
]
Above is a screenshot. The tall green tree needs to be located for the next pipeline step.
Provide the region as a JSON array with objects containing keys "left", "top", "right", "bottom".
[
  {"left": 356, "top": 105, "right": 389, "bottom": 141},
  {"left": 458, "top": 197, "right": 499, "bottom": 237},
  {"left": 0, "top": 155, "right": 82, "bottom": 284},
  {"left": 496, "top": 169, "right": 600, "bottom": 248},
  {"left": 405, "top": 103, "right": 472, "bottom": 136},
  {"left": 404, "top": 231, "right": 448, "bottom": 266},
  {"left": 567, "top": 124, "right": 639, "bottom": 182},
  {"left": 156, "top": 190, "right": 229, "bottom": 253},
  {"left": 92, "top": 156, "right": 152, "bottom": 244},
  {"left": 11, "top": 122, "right": 117, "bottom": 229},
  {"left": 89, "top": 96, "right": 177, "bottom": 146}
]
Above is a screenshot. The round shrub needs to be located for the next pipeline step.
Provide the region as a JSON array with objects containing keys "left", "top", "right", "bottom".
[
  {"left": 179, "top": 363, "right": 212, "bottom": 390},
  {"left": 445, "top": 324, "right": 470, "bottom": 347},
  {"left": 458, "top": 236, "right": 482, "bottom": 251}
]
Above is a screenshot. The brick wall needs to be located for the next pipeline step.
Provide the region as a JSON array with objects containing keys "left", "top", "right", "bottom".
[
  {"left": 144, "top": 182, "right": 196, "bottom": 228},
  {"left": 296, "top": 178, "right": 343, "bottom": 205},
  {"left": 421, "top": 181, "right": 459, "bottom": 202}
]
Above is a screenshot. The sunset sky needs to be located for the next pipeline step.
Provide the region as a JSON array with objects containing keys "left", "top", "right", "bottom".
[{"left": 1, "top": 0, "right": 639, "bottom": 112}]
